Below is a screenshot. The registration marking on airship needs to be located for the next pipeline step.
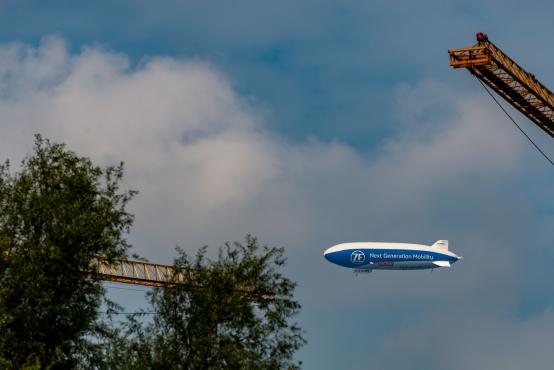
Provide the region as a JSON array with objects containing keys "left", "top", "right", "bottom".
[{"left": 324, "top": 240, "right": 462, "bottom": 272}]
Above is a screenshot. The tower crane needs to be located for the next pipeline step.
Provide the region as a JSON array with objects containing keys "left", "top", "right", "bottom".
[{"left": 449, "top": 32, "right": 554, "bottom": 139}]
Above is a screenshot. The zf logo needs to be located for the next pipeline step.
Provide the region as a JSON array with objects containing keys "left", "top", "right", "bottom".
[{"left": 350, "top": 250, "right": 365, "bottom": 264}]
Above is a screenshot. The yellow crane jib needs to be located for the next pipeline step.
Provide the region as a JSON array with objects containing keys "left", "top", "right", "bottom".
[
  {"left": 449, "top": 32, "right": 554, "bottom": 139},
  {"left": 90, "top": 257, "right": 276, "bottom": 303},
  {"left": 91, "top": 256, "right": 182, "bottom": 288}
]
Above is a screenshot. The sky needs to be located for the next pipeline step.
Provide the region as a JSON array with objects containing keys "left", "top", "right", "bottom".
[{"left": 0, "top": 1, "right": 553, "bottom": 369}]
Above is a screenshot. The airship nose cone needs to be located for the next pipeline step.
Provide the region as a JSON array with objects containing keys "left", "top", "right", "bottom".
[
  {"left": 324, "top": 245, "right": 341, "bottom": 263},
  {"left": 323, "top": 247, "right": 333, "bottom": 261},
  {"left": 324, "top": 244, "right": 346, "bottom": 265}
]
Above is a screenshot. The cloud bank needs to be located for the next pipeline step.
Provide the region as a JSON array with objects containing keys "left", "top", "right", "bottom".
[{"left": 0, "top": 37, "right": 552, "bottom": 370}]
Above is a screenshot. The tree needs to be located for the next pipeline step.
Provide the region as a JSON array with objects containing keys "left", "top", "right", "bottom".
[
  {"left": 0, "top": 135, "right": 136, "bottom": 368},
  {"left": 109, "top": 236, "right": 306, "bottom": 370}
]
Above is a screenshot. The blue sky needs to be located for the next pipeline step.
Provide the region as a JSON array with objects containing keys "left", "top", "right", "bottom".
[{"left": 0, "top": 1, "right": 553, "bottom": 369}]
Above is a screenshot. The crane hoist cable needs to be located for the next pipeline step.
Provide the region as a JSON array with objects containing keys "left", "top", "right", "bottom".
[{"left": 477, "top": 78, "right": 554, "bottom": 167}]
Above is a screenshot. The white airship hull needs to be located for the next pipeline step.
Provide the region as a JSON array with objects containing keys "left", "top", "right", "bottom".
[{"left": 324, "top": 241, "right": 461, "bottom": 272}]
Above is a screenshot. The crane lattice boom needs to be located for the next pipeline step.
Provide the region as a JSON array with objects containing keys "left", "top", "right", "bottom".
[
  {"left": 92, "top": 257, "right": 181, "bottom": 288},
  {"left": 90, "top": 257, "right": 275, "bottom": 302},
  {"left": 449, "top": 34, "right": 554, "bottom": 139}
]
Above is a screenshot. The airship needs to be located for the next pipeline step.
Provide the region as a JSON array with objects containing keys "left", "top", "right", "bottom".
[{"left": 324, "top": 240, "right": 462, "bottom": 272}]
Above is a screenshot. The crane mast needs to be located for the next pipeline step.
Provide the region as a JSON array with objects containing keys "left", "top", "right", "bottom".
[{"left": 449, "top": 33, "right": 554, "bottom": 139}]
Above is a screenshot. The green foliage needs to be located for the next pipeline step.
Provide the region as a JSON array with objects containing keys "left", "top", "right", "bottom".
[
  {"left": 0, "top": 135, "right": 304, "bottom": 369},
  {"left": 108, "top": 236, "right": 306, "bottom": 370},
  {"left": 0, "top": 135, "right": 136, "bottom": 368}
]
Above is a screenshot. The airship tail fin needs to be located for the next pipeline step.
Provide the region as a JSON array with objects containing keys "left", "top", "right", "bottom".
[
  {"left": 432, "top": 240, "right": 449, "bottom": 251},
  {"left": 432, "top": 260, "right": 451, "bottom": 267}
]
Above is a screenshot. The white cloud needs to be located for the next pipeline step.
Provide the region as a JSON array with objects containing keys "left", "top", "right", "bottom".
[
  {"left": 0, "top": 35, "right": 534, "bottom": 279},
  {"left": 0, "top": 37, "right": 551, "bottom": 370},
  {"left": 0, "top": 37, "right": 527, "bottom": 249}
]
